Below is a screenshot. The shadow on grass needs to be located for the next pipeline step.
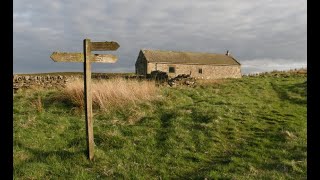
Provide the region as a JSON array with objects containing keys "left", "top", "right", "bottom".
[
  {"left": 177, "top": 134, "right": 300, "bottom": 179},
  {"left": 42, "top": 93, "right": 75, "bottom": 110},
  {"left": 94, "top": 134, "right": 126, "bottom": 150},
  {"left": 14, "top": 140, "right": 86, "bottom": 171},
  {"left": 66, "top": 136, "right": 86, "bottom": 148},
  {"left": 191, "top": 109, "right": 216, "bottom": 123},
  {"left": 270, "top": 82, "right": 306, "bottom": 105},
  {"left": 177, "top": 154, "right": 234, "bottom": 179},
  {"left": 155, "top": 110, "right": 177, "bottom": 154}
]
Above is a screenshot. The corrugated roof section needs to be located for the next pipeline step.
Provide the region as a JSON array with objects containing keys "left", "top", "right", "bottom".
[{"left": 141, "top": 49, "right": 240, "bottom": 65}]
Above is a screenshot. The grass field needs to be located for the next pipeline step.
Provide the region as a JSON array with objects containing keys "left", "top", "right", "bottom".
[{"left": 13, "top": 72, "right": 307, "bottom": 179}]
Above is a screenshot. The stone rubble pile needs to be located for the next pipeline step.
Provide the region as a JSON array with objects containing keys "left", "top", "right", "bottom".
[{"left": 168, "top": 74, "right": 196, "bottom": 87}]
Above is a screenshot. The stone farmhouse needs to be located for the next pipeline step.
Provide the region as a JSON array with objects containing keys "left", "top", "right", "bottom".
[{"left": 135, "top": 49, "right": 242, "bottom": 79}]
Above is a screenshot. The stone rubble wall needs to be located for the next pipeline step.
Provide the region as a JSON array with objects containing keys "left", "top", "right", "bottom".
[
  {"left": 13, "top": 74, "right": 141, "bottom": 92},
  {"left": 13, "top": 74, "right": 84, "bottom": 92}
]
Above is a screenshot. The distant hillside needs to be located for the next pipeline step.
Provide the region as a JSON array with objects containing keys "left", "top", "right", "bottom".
[{"left": 245, "top": 68, "right": 307, "bottom": 77}]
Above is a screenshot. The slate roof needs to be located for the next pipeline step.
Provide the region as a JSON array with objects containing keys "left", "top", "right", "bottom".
[{"left": 141, "top": 49, "right": 241, "bottom": 65}]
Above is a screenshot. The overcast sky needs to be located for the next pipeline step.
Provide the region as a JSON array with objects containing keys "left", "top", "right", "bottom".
[{"left": 13, "top": 0, "right": 307, "bottom": 74}]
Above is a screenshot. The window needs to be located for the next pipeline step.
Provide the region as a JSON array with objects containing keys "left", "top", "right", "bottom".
[
  {"left": 198, "top": 68, "right": 203, "bottom": 74},
  {"left": 169, "top": 67, "right": 175, "bottom": 73}
]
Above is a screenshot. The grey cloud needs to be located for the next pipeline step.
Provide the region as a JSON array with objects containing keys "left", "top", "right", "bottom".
[
  {"left": 13, "top": 0, "right": 306, "bottom": 74},
  {"left": 240, "top": 58, "right": 307, "bottom": 74}
]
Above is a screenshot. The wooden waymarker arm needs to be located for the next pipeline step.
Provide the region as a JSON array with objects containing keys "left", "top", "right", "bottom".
[
  {"left": 50, "top": 52, "right": 118, "bottom": 63},
  {"left": 90, "top": 41, "right": 120, "bottom": 51}
]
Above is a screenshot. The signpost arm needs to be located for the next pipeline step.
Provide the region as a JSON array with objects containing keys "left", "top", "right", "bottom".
[{"left": 83, "top": 39, "right": 94, "bottom": 160}]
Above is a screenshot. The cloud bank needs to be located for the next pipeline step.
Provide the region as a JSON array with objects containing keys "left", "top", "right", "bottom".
[{"left": 13, "top": 0, "right": 307, "bottom": 74}]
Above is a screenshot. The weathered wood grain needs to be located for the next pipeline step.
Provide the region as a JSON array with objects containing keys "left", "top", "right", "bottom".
[
  {"left": 83, "top": 39, "right": 94, "bottom": 161},
  {"left": 50, "top": 52, "right": 118, "bottom": 63},
  {"left": 92, "top": 54, "right": 118, "bottom": 63},
  {"left": 90, "top": 41, "right": 120, "bottom": 51}
]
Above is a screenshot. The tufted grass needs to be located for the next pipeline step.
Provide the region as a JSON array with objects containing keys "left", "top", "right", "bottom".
[
  {"left": 13, "top": 73, "right": 307, "bottom": 179},
  {"left": 61, "top": 78, "right": 159, "bottom": 112}
]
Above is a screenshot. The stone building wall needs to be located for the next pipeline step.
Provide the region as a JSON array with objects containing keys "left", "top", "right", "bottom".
[{"left": 147, "top": 63, "right": 242, "bottom": 79}]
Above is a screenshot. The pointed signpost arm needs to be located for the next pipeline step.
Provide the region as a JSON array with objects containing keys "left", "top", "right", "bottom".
[
  {"left": 83, "top": 39, "right": 95, "bottom": 161},
  {"left": 50, "top": 52, "right": 118, "bottom": 63},
  {"left": 91, "top": 41, "right": 120, "bottom": 51}
]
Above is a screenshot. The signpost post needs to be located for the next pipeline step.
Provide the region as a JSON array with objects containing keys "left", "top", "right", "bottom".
[{"left": 50, "top": 39, "right": 120, "bottom": 160}]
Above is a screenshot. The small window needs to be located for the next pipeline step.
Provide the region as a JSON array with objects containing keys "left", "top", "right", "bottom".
[
  {"left": 198, "top": 68, "right": 203, "bottom": 74},
  {"left": 169, "top": 67, "right": 175, "bottom": 73}
]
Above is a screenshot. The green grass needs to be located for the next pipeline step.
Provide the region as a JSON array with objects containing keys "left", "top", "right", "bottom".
[{"left": 13, "top": 74, "right": 307, "bottom": 179}]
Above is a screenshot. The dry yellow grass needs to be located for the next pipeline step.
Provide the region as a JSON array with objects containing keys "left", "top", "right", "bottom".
[{"left": 63, "top": 78, "right": 159, "bottom": 111}]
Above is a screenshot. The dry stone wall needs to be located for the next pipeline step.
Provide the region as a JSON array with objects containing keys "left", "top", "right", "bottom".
[
  {"left": 13, "top": 74, "right": 136, "bottom": 92},
  {"left": 13, "top": 74, "right": 86, "bottom": 92}
]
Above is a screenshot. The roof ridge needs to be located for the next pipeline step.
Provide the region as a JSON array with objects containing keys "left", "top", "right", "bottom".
[{"left": 142, "top": 49, "right": 228, "bottom": 55}]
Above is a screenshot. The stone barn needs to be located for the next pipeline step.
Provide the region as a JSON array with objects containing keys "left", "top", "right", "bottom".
[{"left": 135, "top": 49, "right": 242, "bottom": 79}]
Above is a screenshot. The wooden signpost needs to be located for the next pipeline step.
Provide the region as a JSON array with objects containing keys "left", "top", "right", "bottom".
[{"left": 50, "top": 39, "right": 120, "bottom": 160}]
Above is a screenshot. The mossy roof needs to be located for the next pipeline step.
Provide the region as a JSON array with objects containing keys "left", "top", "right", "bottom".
[{"left": 141, "top": 49, "right": 241, "bottom": 65}]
